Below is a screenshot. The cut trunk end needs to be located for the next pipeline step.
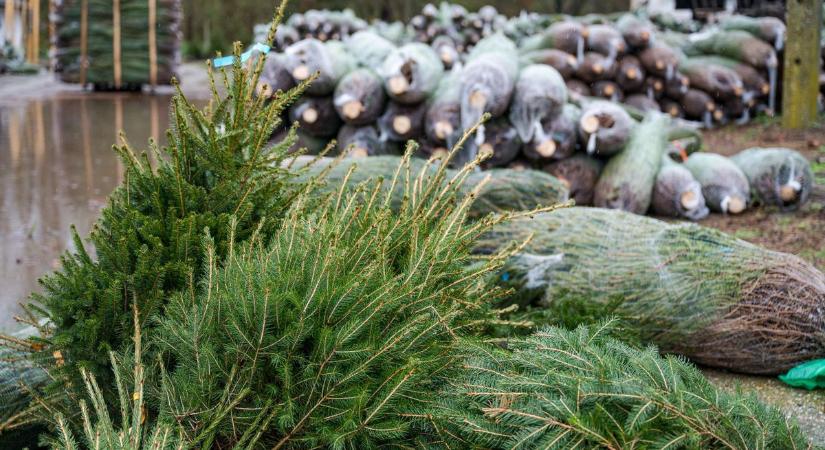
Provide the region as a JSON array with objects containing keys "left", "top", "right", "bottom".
[
  {"left": 350, "top": 147, "right": 369, "bottom": 158},
  {"left": 724, "top": 195, "right": 746, "bottom": 214},
  {"left": 256, "top": 82, "right": 272, "bottom": 99},
  {"left": 537, "top": 140, "right": 557, "bottom": 158},
  {"left": 302, "top": 108, "right": 319, "bottom": 124},
  {"left": 393, "top": 116, "right": 412, "bottom": 135},
  {"left": 779, "top": 182, "right": 800, "bottom": 202},
  {"left": 434, "top": 120, "right": 454, "bottom": 140},
  {"left": 293, "top": 65, "right": 310, "bottom": 81},
  {"left": 469, "top": 90, "right": 488, "bottom": 109},
  {"left": 580, "top": 114, "right": 600, "bottom": 134},
  {"left": 341, "top": 101, "right": 363, "bottom": 120},
  {"left": 389, "top": 76, "right": 410, "bottom": 95},
  {"left": 479, "top": 143, "right": 495, "bottom": 159},
  {"left": 680, "top": 190, "right": 700, "bottom": 210}
]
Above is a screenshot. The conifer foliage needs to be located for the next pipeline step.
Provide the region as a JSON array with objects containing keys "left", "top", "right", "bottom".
[
  {"left": 431, "top": 321, "right": 812, "bottom": 449},
  {"left": 148, "top": 149, "right": 527, "bottom": 448},
  {"left": 49, "top": 308, "right": 186, "bottom": 450},
  {"left": 16, "top": 15, "right": 309, "bottom": 424}
]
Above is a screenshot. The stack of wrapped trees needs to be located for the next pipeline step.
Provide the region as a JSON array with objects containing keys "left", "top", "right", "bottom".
[
  {"left": 259, "top": 27, "right": 815, "bottom": 221},
  {"left": 52, "top": 0, "right": 181, "bottom": 89}
]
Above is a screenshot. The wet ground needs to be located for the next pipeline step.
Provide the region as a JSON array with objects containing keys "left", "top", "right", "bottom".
[
  {"left": 0, "top": 63, "right": 209, "bottom": 332},
  {"left": 0, "top": 65, "right": 823, "bottom": 444}
]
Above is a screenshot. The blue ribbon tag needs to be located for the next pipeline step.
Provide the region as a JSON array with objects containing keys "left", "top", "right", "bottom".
[{"left": 212, "top": 43, "right": 271, "bottom": 68}]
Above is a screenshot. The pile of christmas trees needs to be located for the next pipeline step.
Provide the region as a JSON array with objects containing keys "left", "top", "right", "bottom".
[
  {"left": 257, "top": 24, "right": 814, "bottom": 221},
  {"left": 0, "top": 19, "right": 822, "bottom": 449},
  {"left": 52, "top": 0, "right": 181, "bottom": 89}
]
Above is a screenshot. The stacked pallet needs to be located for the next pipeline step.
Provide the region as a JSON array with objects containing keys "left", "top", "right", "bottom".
[{"left": 52, "top": 0, "right": 181, "bottom": 89}]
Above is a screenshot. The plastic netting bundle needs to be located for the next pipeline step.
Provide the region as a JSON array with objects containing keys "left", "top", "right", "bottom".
[
  {"left": 345, "top": 30, "right": 396, "bottom": 69},
  {"left": 460, "top": 34, "right": 519, "bottom": 131},
  {"left": 732, "top": 147, "right": 814, "bottom": 211},
  {"left": 292, "top": 155, "right": 569, "bottom": 219},
  {"left": 508, "top": 64, "right": 567, "bottom": 144},
  {"left": 379, "top": 43, "right": 444, "bottom": 105},
  {"left": 651, "top": 155, "right": 709, "bottom": 220},
  {"left": 685, "top": 152, "right": 751, "bottom": 214},
  {"left": 284, "top": 39, "right": 355, "bottom": 95},
  {"left": 0, "top": 325, "right": 48, "bottom": 434},
  {"left": 475, "top": 207, "right": 825, "bottom": 375}
]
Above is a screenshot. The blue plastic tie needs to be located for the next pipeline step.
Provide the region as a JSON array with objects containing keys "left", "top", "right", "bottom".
[{"left": 212, "top": 43, "right": 271, "bottom": 68}]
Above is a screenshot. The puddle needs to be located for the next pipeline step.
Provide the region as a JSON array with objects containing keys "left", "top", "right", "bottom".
[{"left": 0, "top": 93, "right": 172, "bottom": 331}]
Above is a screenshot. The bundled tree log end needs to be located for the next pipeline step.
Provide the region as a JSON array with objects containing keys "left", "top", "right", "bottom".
[
  {"left": 535, "top": 140, "right": 556, "bottom": 158},
  {"left": 578, "top": 100, "right": 634, "bottom": 157},
  {"left": 580, "top": 114, "right": 600, "bottom": 134},
  {"left": 293, "top": 65, "right": 311, "bottom": 81},
  {"left": 685, "top": 152, "right": 751, "bottom": 214},
  {"left": 644, "top": 76, "right": 665, "bottom": 100},
  {"left": 334, "top": 68, "right": 386, "bottom": 125},
  {"left": 660, "top": 99, "right": 684, "bottom": 118},
  {"left": 616, "top": 55, "right": 645, "bottom": 92},
  {"left": 258, "top": 53, "right": 296, "bottom": 99},
  {"left": 592, "top": 81, "right": 623, "bottom": 101},
  {"left": 470, "top": 117, "right": 523, "bottom": 169},
  {"left": 460, "top": 45, "right": 519, "bottom": 130},
  {"left": 477, "top": 207, "right": 825, "bottom": 375},
  {"left": 340, "top": 101, "right": 363, "bottom": 120},
  {"left": 682, "top": 88, "right": 717, "bottom": 122},
  {"left": 388, "top": 76, "right": 409, "bottom": 95},
  {"left": 731, "top": 147, "right": 814, "bottom": 211},
  {"left": 381, "top": 43, "right": 444, "bottom": 104},
  {"left": 638, "top": 44, "right": 679, "bottom": 78},
  {"left": 510, "top": 64, "right": 567, "bottom": 143},
  {"left": 543, "top": 154, "right": 603, "bottom": 205},
  {"left": 379, "top": 102, "right": 427, "bottom": 142},
  {"left": 432, "top": 120, "right": 453, "bottom": 140},
  {"left": 289, "top": 96, "right": 341, "bottom": 137},
  {"left": 520, "top": 49, "right": 579, "bottom": 79},
  {"left": 652, "top": 156, "right": 709, "bottom": 220},
  {"left": 576, "top": 52, "right": 616, "bottom": 82}
]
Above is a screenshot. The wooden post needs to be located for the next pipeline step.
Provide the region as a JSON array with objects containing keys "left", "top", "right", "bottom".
[
  {"left": 148, "top": 0, "right": 157, "bottom": 89},
  {"left": 3, "top": 0, "right": 14, "bottom": 45},
  {"left": 49, "top": 0, "right": 56, "bottom": 71},
  {"left": 29, "top": 0, "right": 38, "bottom": 65},
  {"left": 113, "top": 0, "right": 122, "bottom": 88},
  {"left": 80, "top": 0, "right": 88, "bottom": 86},
  {"left": 782, "top": 0, "right": 822, "bottom": 129}
]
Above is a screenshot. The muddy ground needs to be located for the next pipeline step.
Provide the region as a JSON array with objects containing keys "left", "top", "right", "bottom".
[{"left": 697, "top": 119, "right": 825, "bottom": 445}]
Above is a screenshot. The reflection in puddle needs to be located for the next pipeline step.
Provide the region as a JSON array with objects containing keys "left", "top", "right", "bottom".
[{"left": 0, "top": 94, "right": 172, "bottom": 331}]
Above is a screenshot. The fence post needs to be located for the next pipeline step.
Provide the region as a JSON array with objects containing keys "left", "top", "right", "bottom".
[
  {"left": 3, "top": 0, "right": 14, "bottom": 45},
  {"left": 782, "top": 0, "right": 822, "bottom": 129},
  {"left": 29, "top": 0, "right": 39, "bottom": 65}
]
